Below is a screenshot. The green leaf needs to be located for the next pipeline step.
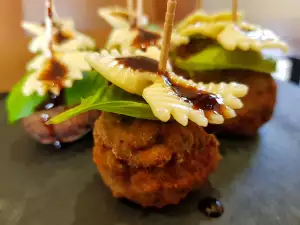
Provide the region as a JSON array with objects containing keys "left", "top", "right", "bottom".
[
  {"left": 5, "top": 72, "right": 48, "bottom": 124},
  {"left": 175, "top": 45, "right": 277, "bottom": 73},
  {"left": 6, "top": 70, "right": 107, "bottom": 123},
  {"left": 64, "top": 71, "right": 107, "bottom": 106},
  {"left": 49, "top": 80, "right": 157, "bottom": 125}
]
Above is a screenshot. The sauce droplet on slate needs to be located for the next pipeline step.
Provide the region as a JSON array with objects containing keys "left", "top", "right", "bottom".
[{"left": 198, "top": 197, "right": 224, "bottom": 218}]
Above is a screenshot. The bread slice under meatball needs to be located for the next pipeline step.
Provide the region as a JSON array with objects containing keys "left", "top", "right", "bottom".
[{"left": 93, "top": 112, "right": 220, "bottom": 208}]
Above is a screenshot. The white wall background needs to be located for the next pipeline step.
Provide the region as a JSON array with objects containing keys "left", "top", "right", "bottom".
[{"left": 22, "top": 0, "right": 300, "bottom": 40}]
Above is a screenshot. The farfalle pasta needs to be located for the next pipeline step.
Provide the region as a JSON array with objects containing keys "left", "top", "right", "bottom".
[
  {"left": 22, "top": 18, "right": 96, "bottom": 53},
  {"left": 176, "top": 10, "right": 244, "bottom": 33},
  {"left": 85, "top": 48, "right": 248, "bottom": 127},
  {"left": 24, "top": 51, "right": 92, "bottom": 96},
  {"left": 98, "top": 6, "right": 148, "bottom": 28},
  {"left": 177, "top": 12, "right": 287, "bottom": 53}
]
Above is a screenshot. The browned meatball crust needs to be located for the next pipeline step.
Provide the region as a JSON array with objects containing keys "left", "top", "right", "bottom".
[
  {"left": 190, "top": 70, "right": 277, "bottom": 136},
  {"left": 93, "top": 113, "right": 220, "bottom": 208},
  {"left": 173, "top": 39, "right": 277, "bottom": 136},
  {"left": 22, "top": 106, "right": 101, "bottom": 144}
]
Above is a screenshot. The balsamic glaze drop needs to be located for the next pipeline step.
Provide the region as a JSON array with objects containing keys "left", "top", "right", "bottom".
[
  {"left": 116, "top": 56, "right": 159, "bottom": 73},
  {"left": 38, "top": 57, "right": 68, "bottom": 88},
  {"left": 52, "top": 29, "right": 73, "bottom": 44},
  {"left": 198, "top": 197, "right": 224, "bottom": 218},
  {"left": 132, "top": 28, "right": 161, "bottom": 51},
  {"left": 37, "top": 91, "right": 65, "bottom": 149}
]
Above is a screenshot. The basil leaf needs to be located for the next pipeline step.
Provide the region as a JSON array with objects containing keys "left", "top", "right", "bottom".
[
  {"left": 6, "top": 72, "right": 48, "bottom": 124},
  {"left": 175, "top": 45, "right": 277, "bottom": 73},
  {"left": 49, "top": 81, "right": 157, "bottom": 125},
  {"left": 6, "top": 70, "right": 106, "bottom": 123},
  {"left": 65, "top": 71, "right": 107, "bottom": 106}
]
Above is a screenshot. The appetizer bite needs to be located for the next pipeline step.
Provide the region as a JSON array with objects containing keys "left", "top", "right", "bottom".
[
  {"left": 6, "top": 0, "right": 101, "bottom": 147},
  {"left": 172, "top": 3, "right": 288, "bottom": 136},
  {"left": 50, "top": 0, "right": 248, "bottom": 207},
  {"left": 99, "top": 0, "right": 187, "bottom": 52},
  {"left": 22, "top": 2, "right": 96, "bottom": 53},
  {"left": 98, "top": 0, "right": 149, "bottom": 29}
]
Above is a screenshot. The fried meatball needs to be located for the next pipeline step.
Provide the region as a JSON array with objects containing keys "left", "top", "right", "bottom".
[
  {"left": 173, "top": 40, "right": 277, "bottom": 136},
  {"left": 22, "top": 106, "right": 101, "bottom": 144},
  {"left": 188, "top": 70, "right": 277, "bottom": 136},
  {"left": 93, "top": 113, "right": 220, "bottom": 208}
]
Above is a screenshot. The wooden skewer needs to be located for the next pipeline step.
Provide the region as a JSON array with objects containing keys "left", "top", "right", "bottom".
[
  {"left": 52, "top": 0, "right": 59, "bottom": 20},
  {"left": 127, "top": 0, "right": 134, "bottom": 24},
  {"left": 137, "top": 0, "right": 143, "bottom": 27},
  {"left": 197, "top": 0, "right": 202, "bottom": 10},
  {"left": 232, "top": 0, "right": 238, "bottom": 23},
  {"left": 159, "top": 0, "right": 177, "bottom": 73},
  {"left": 45, "top": 0, "right": 54, "bottom": 57}
]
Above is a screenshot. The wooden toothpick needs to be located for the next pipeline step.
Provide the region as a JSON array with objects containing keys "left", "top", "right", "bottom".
[
  {"left": 159, "top": 0, "right": 177, "bottom": 73},
  {"left": 127, "top": 0, "right": 134, "bottom": 24},
  {"left": 232, "top": 0, "right": 238, "bottom": 23},
  {"left": 197, "top": 0, "right": 202, "bottom": 10},
  {"left": 136, "top": 0, "right": 143, "bottom": 27},
  {"left": 45, "top": 0, "right": 54, "bottom": 57},
  {"left": 52, "top": 0, "right": 59, "bottom": 20}
]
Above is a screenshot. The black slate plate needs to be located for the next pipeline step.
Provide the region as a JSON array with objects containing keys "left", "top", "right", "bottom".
[{"left": 0, "top": 81, "right": 300, "bottom": 225}]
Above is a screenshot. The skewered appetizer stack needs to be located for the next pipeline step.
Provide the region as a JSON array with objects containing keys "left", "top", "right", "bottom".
[
  {"left": 6, "top": 0, "right": 102, "bottom": 146},
  {"left": 98, "top": 0, "right": 188, "bottom": 52},
  {"left": 172, "top": 9, "right": 288, "bottom": 136},
  {"left": 50, "top": 0, "right": 249, "bottom": 207}
]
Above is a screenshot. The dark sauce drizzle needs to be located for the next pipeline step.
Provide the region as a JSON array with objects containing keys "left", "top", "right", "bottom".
[
  {"left": 116, "top": 56, "right": 226, "bottom": 117},
  {"left": 111, "top": 10, "right": 160, "bottom": 51},
  {"left": 52, "top": 29, "right": 73, "bottom": 44},
  {"left": 176, "top": 38, "right": 216, "bottom": 59},
  {"left": 132, "top": 28, "right": 161, "bottom": 51},
  {"left": 36, "top": 0, "right": 68, "bottom": 148},
  {"left": 198, "top": 197, "right": 224, "bottom": 218},
  {"left": 42, "top": 8, "right": 73, "bottom": 45},
  {"left": 38, "top": 57, "right": 68, "bottom": 86},
  {"left": 37, "top": 92, "right": 65, "bottom": 149}
]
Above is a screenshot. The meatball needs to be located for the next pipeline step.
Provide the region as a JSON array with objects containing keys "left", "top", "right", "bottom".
[
  {"left": 188, "top": 70, "right": 277, "bottom": 136},
  {"left": 174, "top": 39, "right": 277, "bottom": 136},
  {"left": 93, "top": 113, "right": 220, "bottom": 208},
  {"left": 22, "top": 106, "right": 101, "bottom": 144}
]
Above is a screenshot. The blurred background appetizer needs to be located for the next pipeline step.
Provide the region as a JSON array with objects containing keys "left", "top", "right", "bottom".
[
  {"left": 50, "top": 0, "right": 248, "bottom": 207},
  {"left": 99, "top": 0, "right": 188, "bottom": 52},
  {"left": 6, "top": 0, "right": 102, "bottom": 147},
  {"left": 172, "top": 2, "right": 288, "bottom": 136},
  {"left": 22, "top": 1, "right": 96, "bottom": 54}
]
